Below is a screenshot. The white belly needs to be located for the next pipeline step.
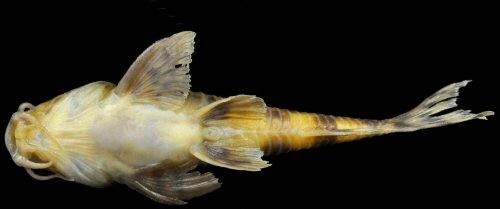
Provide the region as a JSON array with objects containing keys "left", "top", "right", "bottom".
[{"left": 91, "top": 104, "right": 202, "bottom": 167}]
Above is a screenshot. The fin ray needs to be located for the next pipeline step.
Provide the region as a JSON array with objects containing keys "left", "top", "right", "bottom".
[
  {"left": 190, "top": 139, "right": 270, "bottom": 171},
  {"left": 191, "top": 95, "right": 270, "bottom": 171},
  {"left": 125, "top": 160, "right": 221, "bottom": 205},
  {"left": 296, "top": 81, "right": 495, "bottom": 137},
  {"left": 391, "top": 80, "right": 494, "bottom": 131},
  {"left": 115, "top": 31, "right": 195, "bottom": 109},
  {"left": 195, "top": 95, "right": 267, "bottom": 129}
]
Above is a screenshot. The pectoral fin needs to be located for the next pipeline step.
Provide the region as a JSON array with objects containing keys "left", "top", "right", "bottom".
[
  {"left": 125, "top": 160, "right": 220, "bottom": 205},
  {"left": 115, "top": 31, "right": 195, "bottom": 109}
]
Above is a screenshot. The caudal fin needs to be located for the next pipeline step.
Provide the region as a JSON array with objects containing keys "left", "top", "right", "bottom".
[
  {"left": 389, "top": 80, "right": 494, "bottom": 132},
  {"left": 250, "top": 80, "right": 494, "bottom": 154}
]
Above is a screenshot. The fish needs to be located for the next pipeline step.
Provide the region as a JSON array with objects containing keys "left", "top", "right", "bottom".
[{"left": 5, "top": 31, "right": 494, "bottom": 205}]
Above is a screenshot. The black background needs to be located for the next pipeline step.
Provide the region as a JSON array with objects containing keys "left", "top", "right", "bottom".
[{"left": 1, "top": 1, "right": 498, "bottom": 208}]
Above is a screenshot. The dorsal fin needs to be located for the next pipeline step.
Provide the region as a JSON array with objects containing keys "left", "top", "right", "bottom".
[{"left": 115, "top": 31, "right": 195, "bottom": 109}]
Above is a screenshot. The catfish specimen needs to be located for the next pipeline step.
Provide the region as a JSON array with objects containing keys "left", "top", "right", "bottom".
[{"left": 5, "top": 31, "right": 494, "bottom": 205}]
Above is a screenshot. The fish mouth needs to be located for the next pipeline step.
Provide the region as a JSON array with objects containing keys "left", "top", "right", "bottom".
[{"left": 5, "top": 103, "right": 65, "bottom": 181}]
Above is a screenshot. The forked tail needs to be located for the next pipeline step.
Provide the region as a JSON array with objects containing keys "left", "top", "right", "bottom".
[
  {"left": 387, "top": 80, "right": 494, "bottom": 132},
  {"left": 257, "top": 80, "right": 494, "bottom": 155}
]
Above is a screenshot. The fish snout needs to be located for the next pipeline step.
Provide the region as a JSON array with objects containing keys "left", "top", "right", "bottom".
[{"left": 5, "top": 103, "right": 66, "bottom": 180}]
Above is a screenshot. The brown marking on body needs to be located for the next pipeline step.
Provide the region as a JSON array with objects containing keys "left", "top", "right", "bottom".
[{"left": 255, "top": 109, "right": 387, "bottom": 155}]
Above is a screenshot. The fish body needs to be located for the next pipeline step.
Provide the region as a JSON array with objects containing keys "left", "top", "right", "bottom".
[{"left": 5, "top": 31, "right": 494, "bottom": 205}]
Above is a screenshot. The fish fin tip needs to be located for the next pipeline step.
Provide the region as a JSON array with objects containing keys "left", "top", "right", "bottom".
[
  {"left": 391, "top": 80, "right": 494, "bottom": 131},
  {"left": 195, "top": 95, "right": 267, "bottom": 128},
  {"left": 125, "top": 160, "right": 220, "bottom": 205},
  {"left": 190, "top": 140, "right": 270, "bottom": 171},
  {"left": 115, "top": 31, "right": 196, "bottom": 109}
]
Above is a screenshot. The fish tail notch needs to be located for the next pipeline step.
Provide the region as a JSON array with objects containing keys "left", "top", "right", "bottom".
[
  {"left": 388, "top": 80, "right": 494, "bottom": 132},
  {"left": 265, "top": 80, "right": 495, "bottom": 151}
]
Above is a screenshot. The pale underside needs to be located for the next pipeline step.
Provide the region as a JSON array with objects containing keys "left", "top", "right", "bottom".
[
  {"left": 28, "top": 32, "right": 275, "bottom": 205},
  {"left": 6, "top": 31, "right": 493, "bottom": 206}
]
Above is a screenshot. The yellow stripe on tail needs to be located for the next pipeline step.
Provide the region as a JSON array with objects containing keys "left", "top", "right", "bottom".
[{"left": 255, "top": 80, "right": 494, "bottom": 155}]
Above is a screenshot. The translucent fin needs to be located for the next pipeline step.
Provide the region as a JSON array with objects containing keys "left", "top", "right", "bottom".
[
  {"left": 191, "top": 95, "right": 270, "bottom": 171},
  {"left": 190, "top": 139, "right": 270, "bottom": 171},
  {"left": 126, "top": 160, "right": 220, "bottom": 205},
  {"left": 390, "top": 80, "right": 494, "bottom": 131},
  {"left": 194, "top": 95, "right": 267, "bottom": 129},
  {"left": 115, "top": 31, "right": 195, "bottom": 109},
  {"left": 178, "top": 92, "right": 223, "bottom": 112},
  {"left": 302, "top": 80, "right": 494, "bottom": 138}
]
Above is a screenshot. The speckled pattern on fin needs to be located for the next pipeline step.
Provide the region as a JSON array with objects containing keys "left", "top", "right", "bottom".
[
  {"left": 114, "top": 31, "right": 195, "bottom": 109},
  {"left": 124, "top": 160, "right": 220, "bottom": 205}
]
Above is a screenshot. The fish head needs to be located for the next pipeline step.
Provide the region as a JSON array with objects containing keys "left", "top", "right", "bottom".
[{"left": 5, "top": 102, "right": 69, "bottom": 181}]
